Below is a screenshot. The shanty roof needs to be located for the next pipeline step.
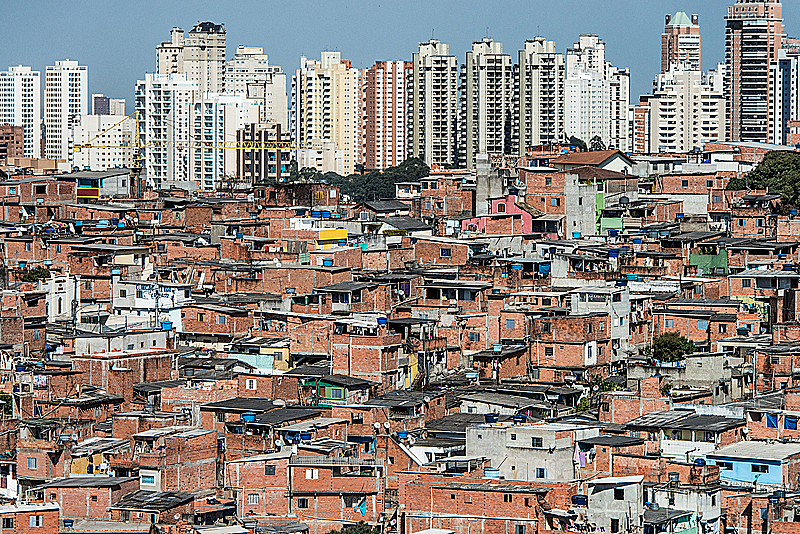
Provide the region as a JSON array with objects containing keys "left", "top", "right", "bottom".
[
  {"left": 110, "top": 490, "right": 194, "bottom": 512},
  {"left": 36, "top": 477, "right": 136, "bottom": 489},
  {"left": 707, "top": 441, "right": 800, "bottom": 462}
]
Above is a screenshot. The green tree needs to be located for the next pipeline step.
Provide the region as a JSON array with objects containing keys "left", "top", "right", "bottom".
[
  {"left": 287, "top": 159, "right": 300, "bottom": 182},
  {"left": 589, "top": 136, "right": 606, "bottom": 152},
  {"left": 324, "top": 522, "right": 379, "bottom": 534},
  {"left": 21, "top": 267, "right": 50, "bottom": 283},
  {"left": 568, "top": 136, "right": 588, "bottom": 152},
  {"left": 651, "top": 332, "right": 695, "bottom": 362},
  {"left": 576, "top": 398, "right": 591, "bottom": 412},
  {"left": 727, "top": 151, "right": 800, "bottom": 205},
  {"left": 0, "top": 393, "right": 10, "bottom": 416}
]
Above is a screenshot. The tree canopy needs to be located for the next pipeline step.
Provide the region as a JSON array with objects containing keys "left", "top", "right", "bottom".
[
  {"left": 324, "top": 522, "right": 379, "bottom": 534},
  {"left": 285, "top": 157, "right": 429, "bottom": 204},
  {"left": 21, "top": 267, "right": 50, "bottom": 283},
  {"left": 727, "top": 151, "right": 800, "bottom": 206},
  {"left": 589, "top": 136, "right": 606, "bottom": 152},
  {"left": 568, "top": 136, "right": 588, "bottom": 152},
  {"left": 651, "top": 332, "right": 696, "bottom": 362}
]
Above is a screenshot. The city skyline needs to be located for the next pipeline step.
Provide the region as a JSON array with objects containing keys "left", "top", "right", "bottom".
[{"left": 4, "top": 0, "right": 800, "bottom": 112}]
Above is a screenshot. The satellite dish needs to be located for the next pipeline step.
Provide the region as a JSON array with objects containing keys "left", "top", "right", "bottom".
[
  {"left": 174, "top": 514, "right": 180, "bottom": 520},
  {"left": 383, "top": 421, "right": 390, "bottom": 429},
  {"left": 592, "top": 385, "right": 600, "bottom": 392},
  {"left": 619, "top": 196, "right": 630, "bottom": 205},
  {"left": 373, "top": 422, "right": 381, "bottom": 430}
]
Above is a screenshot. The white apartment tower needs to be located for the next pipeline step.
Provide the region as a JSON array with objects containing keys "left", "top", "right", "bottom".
[
  {"left": 608, "top": 66, "right": 631, "bottom": 152},
  {"left": 70, "top": 114, "right": 135, "bottom": 171},
  {"left": 45, "top": 60, "right": 88, "bottom": 161},
  {"left": 155, "top": 23, "right": 226, "bottom": 93},
  {"left": 769, "top": 47, "right": 800, "bottom": 145},
  {"left": 291, "top": 52, "right": 363, "bottom": 176},
  {"left": 566, "top": 35, "right": 610, "bottom": 148},
  {"left": 517, "top": 38, "right": 565, "bottom": 154},
  {"left": 363, "top": 60, "right": 412, "bottom": 170},
  {"left": 646, "top": 64, "right": 726, "bottom": 153},
  {"left": 0, "top": 66, "right": 41, "bottom": 158},
  {"left": 135, "top": 73, "right": 198, "bottom": 189},
  {"left": 459, "top": 38, "right": 516, "bottom": 169},
  {"left": 224, "top": 46, "right": 288, "bottom": 129},
  {"left": 409, "top": 40, "right": 459, "bottom": 167}
]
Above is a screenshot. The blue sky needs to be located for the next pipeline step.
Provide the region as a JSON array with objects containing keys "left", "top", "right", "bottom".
[{"left": 2, "top": 0, "right": 798, "bottom": 113}]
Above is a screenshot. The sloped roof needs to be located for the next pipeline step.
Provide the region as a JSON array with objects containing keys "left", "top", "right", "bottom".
[
  {"left": 669, "top": 12, "right": 694, "bottom": 26},
  {"left": 550, "top": 150, "right": 634, "bottom": 168}
]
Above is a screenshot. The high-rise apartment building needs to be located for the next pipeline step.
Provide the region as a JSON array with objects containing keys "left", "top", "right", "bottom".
[
  {"left": 92, "top": 94, "right": 126, "bottom": 115},
  {"left": 70, "top": 114, "right": 135, "bottom": 171},
  {"left": 292, "top": 52, "right": 363, "bottom": 176},
  {"left": 45, "top": 60, "right": 88, "bottom": 160},
  {"left": 566, "top": 35, "right": 610, "bottom": 147},
  {"left": 0, "top": 66, "right": 41, "bottom": 158},
  {"left": 155, "top": 23, "right": 226, "bottom": 93},
  {"left": 363, "top": 60, "right": 412, "bottom": 170},
  {"left": 725, "top": 0, "right": 784, "bottom": 142},
  {"left": 608, "top": 66, "right": 631, "bottom": 152},
  {"left": 768, "top": 43, "right": 800, "bottom": 145},
  {"left": 224, "top": 46, "right": 288, "bottom": 129},
  {"left": 409, "top": 40, "right": 459, "bottom": 167},
  {"left": 135, "top": 73, "right": 198, "bottom": 189},
  {"left": 662, "top": 12, "right": 701, "bottom": 72},
  {"left": 189, "top": 93, "right": 260, "bottom": 191},
  {"left": 517, "top": 38, "right": 565, "bottom": 154},
  {"left": 459, "top": 38, "right": 516, "bottom": 169},
  {"left": 638, "top": 64, "right": 725, "bottom": 153}
]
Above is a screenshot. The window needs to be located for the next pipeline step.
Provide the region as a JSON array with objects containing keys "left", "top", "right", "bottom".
[
  {"left": 665, "top": 319, "right": 673, "bottom": 329},
  {"left": 757, "top": 219, "right": 765, "bottom": 228},
  {"left": 497, "top": 203, "right": 506, "bottom": 213},
  {"left": 246, "top": 379, "right": 257, "bottom": 390},
  {"left": 737, "top": 219, "right": 745, "bottom": 227},
  {"left": 544, "top": 347, "right": 554, "bottom": 357},
  {"left": 352, "top": 413, "right": 363, "bottom": 424},
  {"left": 91, "top": 495, "right": 98, "bottom": 502},
  {"left": 698, "top": 320, "right": 708, "bottom": 331},
  {"left": 504, "top": 494, "right": 513, "bottom": 503},
  {"left": 716, "top": 462, "right": 733, "bottom": 471},
  {"left": 27, "top": 458, "right": 36, "bottom": 470},
  {"left": 771, "top": 356, "right": 780, "bottom": 365},
  {"left": 305, "top": 469, "right": 319, "bottom": 480},
  {"left": 3, "top": 518, "right": 13, "bottom": 529},
  {"left": 535, "top": 468, "right": 546, "bottom": 479},
  {"left": 786, "top": 417, "right": 798, "bottom": 430},
  {"left": 141, "top": 475, "right": 155, "bottom": 484},
  {"left": 712, "top": 195, "right": 722, "bottom": 203},
  {"left": 29, "top": 515, "right": 43, "bottom": 528},
  {"left": 218, "top": 315, "right": 226, "bottom": 325},
  {"left": 248, "top": 494, "right": 259, "bottom": 505},
  {"left": 551, "top": 198, "right": 560, "bottom": 207},
  {"left": 265, "top": 465, "right": 276, "bottom": 476},
  {"left": 119, "top": 289, "right": 127, "bottom": 298},
  {"left": 297, "top": 498, "right": 309, "bottom": 509},
  {"left": 719, "top": 324, "right": 727, "bottom": 333},
  {"left": 707, "top": 180, "right": 714, "bottom": 188},
  {"left": 742, "top": 278, "right": 751, "bottom": 288},
  {"left": 614, "top": 488, "right": 625, "bottom": 500},
  {"left": 712, "top": 494, "right": 717, "bottom": 507},
  {"left": 767, "top": 414, "right": 778, "bottom": 428},
  {"left": 610, "top": 519, "right": 619, "bottom": 534},
  {"left": 516, "top": 526, "right": 527, "bottom": 534},
  {"left": 215, "top": 412, "right": 226, "bottom": 423},
  {"left": 532, "top": 437, "right": 543, "bottom": 448},
  {"left": 35, "top": 185, "right": 46, "bottom": 195},
  {"left": 506, "top": 319, "right": 515, "bottom": 329},
  {"left": 440, "top": 248, "right": 451, "bottom": 258},
  {"left": 197, "top": 312, "right": 206, "bottom": 322},
  {"left": 469, "top": 332, "right": 480, "bottom": 342},
  {"left": 587, "top": 323, "right": 593, "bottom": 334},
  {"left": 752, "top": 465, "right": 768, "bottom": 473},
  {"left": 24, "top": 242, "right": 31, "bottom": 252},
  {"left": 681, "top": 180, "right": 689, "bottom": 188},
  {"left": 545, "top": 177, "right": 552, "bottom": 186},
  {"left": 510, "top": 433, "right": 517, "bottom": 441}
]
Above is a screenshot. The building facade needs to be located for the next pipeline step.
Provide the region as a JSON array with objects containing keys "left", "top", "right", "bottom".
[
  {"left": 409, "top": 40, "right": 459, "bottom": 167},
  {"left": 69, "top": 114, "right": 135, "bottom": 171},
  {"left": 0, "top": 66, "right": 41, "bottom": 158},
  {"left": 518, "top": 37, "right": 566, "bottom": 154},
  {"left": 724, "top": 0, "right": 784, "bottom": 142},
  {"left": 156, "top": 23, "right": 226, "bottom": 93},
  {"left": 662, "top": 12, "right": 702, "bottom": 73},
  {"left": 363, "top": 60, "right": 411, "bottom": 171},
  {"left": 44, "top": 60, "right": 88, "bottom": 161},
  {"left": 224, "top": 46, "right": 288, "bottom": 129}
]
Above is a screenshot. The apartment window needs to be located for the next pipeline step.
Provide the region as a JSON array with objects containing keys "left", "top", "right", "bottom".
[
  {"left": 29, "top": 515, "right": 43, "bottom": 528},
  {"left": 786, "top": 417, "right": 798, "bottom": 430},
  {"left": 707, "top": 180, "right": 714, "bottom": 188},
  {"left": 719, "top": 324, "right": 727, "bottom": 334},
  {"left": 516, "top": 526, "right": 527, "bottom": 534},
  {"left": 35, "top": 185, "right": 46, "bottom": 195},
  {"left": 246, "top": 379, "right": 257, "bottom": 390},
  {"left": 119, "top": 289, "right": 127, "bottom": 298},
  {"left": 545, "top": 177, "right": 552, "bottom": 186},
  {"left": 752, "top": 465, "right": 768, "bottom": 473},
  {"left": 215, "top": 412, "right": 226, "bottom": 423},
  {"left": 506, "top": 319, "right": 515, "bottom": 329},
  {"left": 551, "top": 198, "right": 560, "bottom": 207},
  {"left": 218, "top": 315, "right": 226, "bottom": 325},
  {"left": 535, "top": 468, "right": 546, "bottom": 479},
  {"left": 197, "top": 313, "right": 206, "bottom": 322},
  {"left": 27, "top": 458, "right": 36, "bottom": 470},
  {"left": 90, "top": 495, "right": 98, "bottom": 502},
  {"left": 610, "top": 519, "right": 620, "bottom": 534},
  {"left": 742, "top": 279, "right": 752, "bottom": 288},
  {"left": 305, "top": 469, "right": 319, "bottom": 480},
  {"left": 716, "top": 462, "right": 733, "bottom": 471},
  {"left": 712, "top": 494, "right": 717, "bottom": 507},
  {"left": 544, "top": 347, "right": 554, "bottom": 357},
  {"left": 712, "top": 196, "right": 722, "bottom": 203},
  {"left": 265, "top": 465, "right": 276, "bottom": 476},
  {"left": 737, "top": 219, "right": 745, "bottom": 227},
  {"left": 510, "top": 434, "right": 517, "bottom": 441},
  {"left": 532, "top": 437, "right": 543, "bottom": 448},
  {"left": 141, "top": 475, "right": 155, "bottom": 484},
  {"left": 297, "top": 498, "right": 309, "bottom": 509},
  {"left": 248, "top": 494, "right": 259, "bottom": 505},
  {"left": 681, "top": 180, "right": 689, "bottom": 188},
  {"left": 614, "top": 488, "right": 625, "bottom": 500},
  {"left": 3, "top": 518, "right": 13, "bottom": 529},
  {"left": 440, "top": 248, "right": 451, "bottom": 258},
  {"left": 24, "top": 242, "right": 31, "bottom": 252},
  {"left": 504, "top": 494, "right": 513, "bottom": 503},
  {"left": 665, "top": 319, "right": 673, "bottom": 329},
  {"left": 757, "top": 219, "right": 765, "bottom": 228},
  {"left": 771, "top": 356, "right": 780, "bottom": 365},
  {"left": 767, "top": 414, "right": 778, "bottom": 428},
  {"left": 469, "top": 332, "right": 480, "bottom": 342},
  {"left": 698, "top": 320, "right": 708, "bottom": 331}
]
